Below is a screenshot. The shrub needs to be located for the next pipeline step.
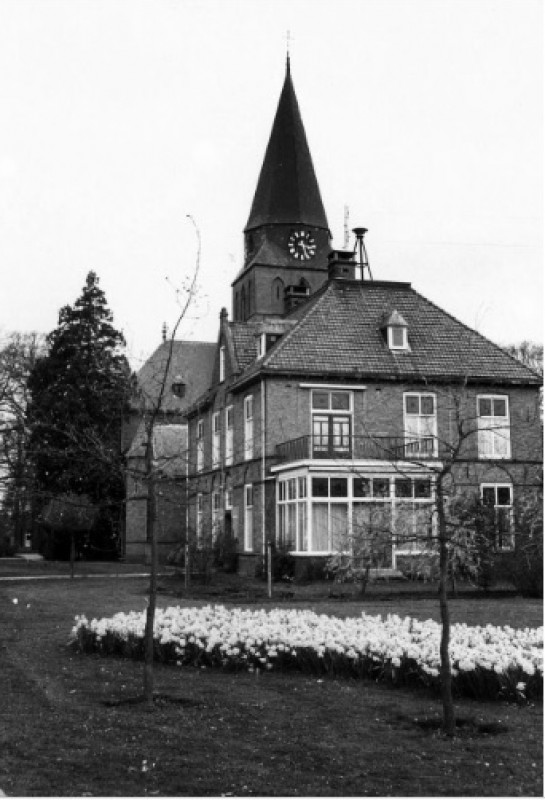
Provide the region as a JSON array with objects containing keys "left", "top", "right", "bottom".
[
  {"left": 0, "top": 536, "right": 16, "bottom": 557},
  {"left": 509, "top": 498, "right": 543, "bottom": 598}
]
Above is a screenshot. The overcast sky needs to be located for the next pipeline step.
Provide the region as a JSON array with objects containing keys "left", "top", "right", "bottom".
[{"left": 0, "top": 0, "right": 542, "bottom": 369}]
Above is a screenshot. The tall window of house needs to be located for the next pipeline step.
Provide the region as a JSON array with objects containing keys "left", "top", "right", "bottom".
[
  {"left": 278, "top": 476, "right": 307, "bottom": 551},
  {"left": 212, "top": 412, "right": 220, "bottom": 467},
  {"left": 244, "top": 395, "right": 254, "bottom": 460},
  {"left": 404, "top": 393, "right": 437, "bottom": 457},
  {"left": 244, "top": 484, "right": 253, "bottom": 551},
  {"left": 481, "top": 484, "right": 514, "bottom": 550},
  {"left": 196, "top": 493, "right": 203, "bottom": 547},
  {"left": 196, "top": 419, "right": 204, "bottom": 472},
  {"left": 391, "top": 478, "right": 433, "bottom": 553},
  {"left": 212, "top": 489, "right": 222, "bottom": 541},
  {"left": 311, "top": 390, "right": 352, "bottom": 458},
  {"left": 477, "top": 396, "right": 511, "bottom": 459},
  {"left": 225, "top": 405, "right": 234, "bottom": 465},
  {"left": 219, "top": 346, "right": 225, "bottom": 383}
]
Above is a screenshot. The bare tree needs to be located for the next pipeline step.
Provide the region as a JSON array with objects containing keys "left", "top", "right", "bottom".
[
  {"left": 135, "top": 216, "right": 201, "bottom": 704},
  {"left": 325, "top": 381, "right": 541, "bottom": 736},
  {"left": 0, "top": 332, "right": 44, "bottom": 549}
]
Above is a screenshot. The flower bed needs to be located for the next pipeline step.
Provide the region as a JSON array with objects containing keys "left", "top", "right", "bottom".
[{"left": 70, "top": 605, "right": 543, "bottom": 702}]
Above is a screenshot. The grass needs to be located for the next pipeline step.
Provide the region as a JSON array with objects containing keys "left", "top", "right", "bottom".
[{"left": 0, "top": 572, "right": 543, "bottom": 796}]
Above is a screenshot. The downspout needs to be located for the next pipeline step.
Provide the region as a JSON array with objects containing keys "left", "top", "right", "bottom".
[{"left": 261, "top": 376, "right": 267, "bottom": 560}]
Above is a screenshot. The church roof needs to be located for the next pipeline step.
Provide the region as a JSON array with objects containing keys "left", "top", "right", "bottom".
[
  {"left": 245, "top": 58, "right": 329, "bottom": 233},
  {"left": 234, "top": 279, "right": 542, "bottom": 386},
  {"left": 134, "top": 340, "right": 216, "bottom": 413}
]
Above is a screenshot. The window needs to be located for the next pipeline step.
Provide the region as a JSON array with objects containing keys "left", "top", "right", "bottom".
[
  {"left": 225, "top": 405, "right": 234, "bottom": 466},
  {"left": 404, "top": 393, "right": 437, "bottom": 457},
  {"left": 212, "top": 490, "right": 222, "bottom": 541},
  {"left": 385, "top": 310, "right": 409, "bottom": 351},
  {"left": 284, "top": 473, "right": 434, "bottom": 559},
  {"left": 244, "top": 484, "right": 254, "bottom": 551},
  {"left": 278, "top": 476, "right": 308, "bottom": 551},
  {"left": 388, "top": 326, "right": 407, "bottom": 349},
  {"left": 481, "top": 484, "right": 514, "bottom": 551},
  {"left": 196, "top": 419, "right": 204, "bottom": 472},
  {"left": 311, "top": 389, "right": 352, "bottom": 458},
  {"left": 196, "top": 493, "right": 203, "bottom": 547},
  {"left": 477, "top": 395, "right": 511, "bottom": 459},
  {"left": 244, "top": 395, "right": 254, "bottom": 460},
  {"left": 212, "top": 412, "right": 220, "bottom": 467},
  {"left": 225, "top": 480, "right": 233, "bottom": 510},
  {"left": 219, "top": 345, "right": 226, "bottom": 383}
]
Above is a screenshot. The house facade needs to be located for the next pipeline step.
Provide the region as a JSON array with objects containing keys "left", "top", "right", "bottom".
[
  {"left": 123, "top": 338, "right": 216, "bottom": 562},
  {"left": 182, "top": 58, "right": 542, "bottom": 577}
]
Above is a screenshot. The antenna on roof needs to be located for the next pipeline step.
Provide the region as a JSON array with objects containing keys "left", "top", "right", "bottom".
[
  {"left": 343, "top": 205, "right": 350, "bottom": 248},
  {"left": 352, "top": 227, "right": 373, "bottom": 281},
  {"left": 286, "top": 30, "right": 292, "bottom": 73}
]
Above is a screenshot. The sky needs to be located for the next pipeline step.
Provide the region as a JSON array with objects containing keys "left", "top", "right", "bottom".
[{"left": 0, "top": 0, "right": 542, "bottom": 370}]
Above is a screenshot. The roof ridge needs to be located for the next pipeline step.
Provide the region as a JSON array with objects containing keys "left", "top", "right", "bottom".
[{"left": 410, "top": 285, "right": 542, "bottom": 381}]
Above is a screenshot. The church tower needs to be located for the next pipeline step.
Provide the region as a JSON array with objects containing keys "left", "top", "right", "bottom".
[{"left": 232, "top": 58, "right": 331, "bottom": 322}]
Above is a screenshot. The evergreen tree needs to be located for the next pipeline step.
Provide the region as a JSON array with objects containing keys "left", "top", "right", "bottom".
[{"left": 27, "top": 272, "right": 133, "bottom": 557}]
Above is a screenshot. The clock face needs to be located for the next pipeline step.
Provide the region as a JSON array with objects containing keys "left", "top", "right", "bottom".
[{"left": 288, "top": 229, "right": 317, "bottom": 261}]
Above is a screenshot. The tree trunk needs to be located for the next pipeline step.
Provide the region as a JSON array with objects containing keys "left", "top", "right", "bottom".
[
  {"left": 143, "top": 450, "right": 157, "bottom": 704},
  {"left": 437, "top": 484, "right": 456, "bottom": 737}
]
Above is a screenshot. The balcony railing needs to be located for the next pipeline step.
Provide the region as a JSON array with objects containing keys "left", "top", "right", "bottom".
[{"left": 275, "top": 434, "right": 439, "bottom": 464}]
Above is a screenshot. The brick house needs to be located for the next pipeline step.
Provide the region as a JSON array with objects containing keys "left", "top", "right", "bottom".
[
  {"left": 123, "top": 338, "right": 215, "bottom": 562},
  {"left": 181, "top": 58, "right": 541, "bottom": 577}
]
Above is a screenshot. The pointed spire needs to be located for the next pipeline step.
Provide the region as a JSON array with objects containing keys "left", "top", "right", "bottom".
[{"left": 245, "top": 61, "right": 329, "bottom": 232}]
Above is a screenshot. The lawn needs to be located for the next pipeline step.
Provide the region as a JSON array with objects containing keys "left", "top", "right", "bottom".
[{"left": 1, "top": 574, "right": 542, "bottom": 796}]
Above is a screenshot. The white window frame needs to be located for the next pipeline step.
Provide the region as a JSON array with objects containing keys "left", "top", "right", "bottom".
[
  {"left": 219, "top": 345, "right": 225, "bottom": 383},
  {"left": 481, "top": 483, "right": 514, "bottom": 551},
  {"left": 244, "top": 483, "right": 254, "bottom": 551},
  {"left": 284, "top": 472, "right": 434, "bottom": 559},
  {"left": 477, "top": 395, "right": 511, "bottom": 459},
  {"left": 212, "top": 411, "right": 221, "bottom": 468},
  {"left": 212, "top": 489, "right": 222, "bottom": 541},
  {"left": 403, "top": 393, "right": 438, "bottom": 458},
  {"left": 244, "top": 395, "right": 254, "bottom": 460},
  {"left": 311, "top": 389, "right": 353, "bottom": 458},
  {"left": 388, "top": 325, "right": 408, "bottom": 350},
  {"left": 196, "top": 419, "right": 204, "bottom": 473},
  {"left": 196, "top": 493, "right": 203, "bottom": 547},
  {"left": 225, "top": 405, "right": 234, "bottom": 466}
]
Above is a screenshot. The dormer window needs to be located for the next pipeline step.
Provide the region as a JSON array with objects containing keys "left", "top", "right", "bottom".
[
  {"left": 256, "top": 332, "right": 282, "bottom": 360},
  {"left": 384, "top": 310, "right": 409, "bottom": 351},
  {"left": 171, "top": 375, "right": 186, "bottom": 398}
]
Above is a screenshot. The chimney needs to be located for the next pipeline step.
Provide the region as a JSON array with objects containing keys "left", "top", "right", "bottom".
[
  {"left": 284, "top": 281, "right": 310, "bottom": 313},
  {"left": 327, "top": 249, "right": 357, "bottom": 280}
]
